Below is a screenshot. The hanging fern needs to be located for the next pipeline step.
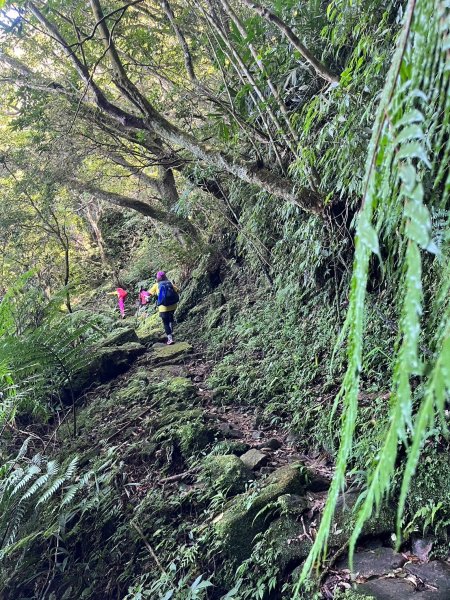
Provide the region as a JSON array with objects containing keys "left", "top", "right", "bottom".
[{"left": 296, "top": 0, "right": 450, "bottom": 589}]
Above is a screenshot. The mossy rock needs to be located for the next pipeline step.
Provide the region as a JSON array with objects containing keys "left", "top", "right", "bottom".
[
  {"left": 209, "top": 440, "right": 250, "bottom": 456},
  {"left": 406, "top": 450, "right": 450, "bottom": 528},
  {"left": 205, "top": 305, "right": 227, "bottom": 329},
  {"left": 329, "top": 491, "right": 396, "bottom": 548},
  {"left": 214, "top": 464, "right": 310, "bottom": 562},
  {"left": 165, "top": 377, "right": 196, "bottom": 400},
  {"left": 209, "top": 291, "right": 226, "bottom": 309},
  {"left": 148, "top": 365, "right": 188, "bottom": 382},
  {"left": 113, "top": 375, "right": 150, "bottom": 404},
  {"left": 189, "top": 302, "right": 209, "bottom": 318},
  {"left": 202, "top": 454, "right": 253, "bottom": 496},
  {"left": 152, "top": 407, "right": 214, "bottom": 457},
  {"left": 67, "top": 342, "right": 146, "bottom": 399},
  {"left": 101, "top": 327, "right": 139, "bottom": 347},
  {"left": 151, "top": 342, "right": 193, "bottom": 364},
  {"left": 178, "top": 420, "right": 215, "bottom": 456},
  {"left": 276, "top": 493, "right": 309, "bottom": 517},
  {"left": 136, "top": 312, "right": 164, "bottom": 344},
  {"left": 266, "top": 515, "right": 312, "bottom": 569}
]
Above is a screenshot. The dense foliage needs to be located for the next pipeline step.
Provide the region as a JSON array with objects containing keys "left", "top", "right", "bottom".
[{"left": 0, "top": 0, "right": 449, "bottom": 598}]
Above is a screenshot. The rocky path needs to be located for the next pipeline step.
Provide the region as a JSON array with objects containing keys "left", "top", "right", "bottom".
[
  {"left": 75, "top": 324, "right": 450, "bottom": 600},
  {"left": 177, "top": 345, "right": 450, "bottom": 599},
  {"left": 186, "top": 354, "right": 334, "bottom": 477}
]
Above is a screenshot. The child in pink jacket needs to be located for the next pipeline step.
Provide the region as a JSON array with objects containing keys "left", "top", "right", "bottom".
[{"left": 108, "top": 288, "right": 128, "bottom": 318}]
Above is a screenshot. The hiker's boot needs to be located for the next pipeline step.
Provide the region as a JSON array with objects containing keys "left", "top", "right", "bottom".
[{"left": 167, "top": 334, "right": 174, "bottom": 345}]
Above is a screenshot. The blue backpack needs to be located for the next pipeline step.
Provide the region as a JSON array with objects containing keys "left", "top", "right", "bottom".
[{"left": 157, "top": 280, "right": 179, "bottom": 307}]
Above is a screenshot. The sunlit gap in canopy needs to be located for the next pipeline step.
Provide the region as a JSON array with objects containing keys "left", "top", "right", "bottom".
[{"left": 0, "top": 6, "right": 21, "bottom": 32}]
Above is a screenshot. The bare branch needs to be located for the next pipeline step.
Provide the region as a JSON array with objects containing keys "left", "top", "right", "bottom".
[
  {"left": 239, "top": 0, "right": 339, "bottom": 83},
  {"left": 159, "top": 0, "right": 196, "bottom": 81}
]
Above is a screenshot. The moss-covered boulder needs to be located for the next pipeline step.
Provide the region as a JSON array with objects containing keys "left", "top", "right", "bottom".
[
  {"left": 165, "top": 377, "right": 196, "bottom": 400},
  {"left": 328, "top": 491, "right": 396, "bottom": 548},
  {"left": 151, "top": 342, "right": 193, "bottom": 364},
  {"left": 266, "top": 515, "right": 312, "bottom": 569},
  {"left": 213, "top": 464, "right": 310, "bottom": 562},
  {"left": 147, "top": 365, "right": 188, "bottom": 383},
  {"left": 205, "top": 305, "right": 227, "bottom": 329},
  {"left": 202, "top": 455, "right": 253, "bottom": 496},
  {"left": 406, "top": 451, "right": 450, "bottom": 530},
  {"left": 67, "top": 342, "right": 146, "bottom": 399},
  {"left": 101, "top": 327, "right": 139, "bottom": 347},
  {"left": 178, "top": 420, "right": 215, "bottom": 456},
  {"left": 136, "top": 312, "right": 164, "bottom": 344},
  {"left": 113, "top": 370, "right": 150, "bottom": 404},
  {"left": 152, "top": 407, "right": 215, "bottom": 458}
]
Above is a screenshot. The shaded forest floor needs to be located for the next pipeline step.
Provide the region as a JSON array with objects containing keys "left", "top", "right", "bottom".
[
  {"left": 3, "top": 283, "right": 450, "bottom": 599},
  {"left": 40, "top": 309, "right": 450, "bottom": 600}
]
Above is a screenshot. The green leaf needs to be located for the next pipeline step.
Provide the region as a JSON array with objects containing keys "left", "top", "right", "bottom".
[
  {"left": 395, "top": 110, "right": 425, "bottom": 128},
  {"left": 404, "top": 191, "right": 431, "bottom": 248},
  {"left": 395, "top": 124, "right": 424, "bottom": 144},
  {"left": 359, "top": 221, "right": 380, "bottom": 256},
  {"left": 399, "top": 163, "right": 417, "bottom": 192},
  {"left": 396, "top": 142, "right": 431, "bottom": 168}
]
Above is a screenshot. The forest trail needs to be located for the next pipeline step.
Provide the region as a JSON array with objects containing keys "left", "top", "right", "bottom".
[
  {"left": 99, "top": 328, "right": 334, "bottom": 482},
  {"left": 68, "top": 325, "right": 450, "bottom": 600},
  {"left": 1, "top": 0, "right": 449, "bottom": 596}
]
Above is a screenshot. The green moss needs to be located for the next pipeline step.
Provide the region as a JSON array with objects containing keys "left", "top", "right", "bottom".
[
  {"left": 114, "top": 377, "right": 149, "bottom": 404},
  {"left": 150, "top": 406, "right": 214, "bottom": 458},
  {"left": 214, "top": 464, "right": 309, "bottom": 562},
  {"left": 328, "top": 492, "right": 395, "bottom": 548},
  {"left": 158, "top": 408, "right": 203, "bottom": 427},
  {"left": 407, "top": 450, "right": 450, "bottom": 517},
  {"left": 205, "top": 305, "right": 226, "bottom": 329},
  {"left": 136, "top": 312, "right": 164, "bottom": 343},
  {"left": 178, "top": 420, "right": 214, "bottom": 456},
  {"left": 101, "top": 327, "right": 139, "bottom": 347},
  {"left": 165, "top": 377, "right": 196, "bottom": 399},
  {"left": 151, "top": 342, "right": 193, "bottom": 363},
  {"left": 266, "top": 515, "right": 312, "bottom": 569},
  {"left": 202, "top": 454, "right": 252, "bottom": 495},
  {"left": 147, "top": 365, "right": 188, "bottom": 383}
]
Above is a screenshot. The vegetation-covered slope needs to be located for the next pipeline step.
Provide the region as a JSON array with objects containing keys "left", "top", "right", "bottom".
[{"left": 0, "top": 0, "right": 449, "bottom": 598}]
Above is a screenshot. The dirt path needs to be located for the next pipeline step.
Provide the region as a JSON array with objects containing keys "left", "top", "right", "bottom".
[
  {"left": 78, "top": 339, "right": 450, "bottom": 599},
  {"left": 185, "top": 353, "right": 334, "bottom": 477}
]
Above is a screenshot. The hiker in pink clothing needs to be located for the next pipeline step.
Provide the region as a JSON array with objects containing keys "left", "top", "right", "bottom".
[
  {"left": 108, "top": 287, "right": 128, "bottom": 318},
  {"left": 138, "top": 287, "right": 151, "bottom": 307}
]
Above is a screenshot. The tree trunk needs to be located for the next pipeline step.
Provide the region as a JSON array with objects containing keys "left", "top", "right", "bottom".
[
  {"left": 68, "top": 179, "right": 200, "bottom": 241},
  {"left": 27, "top": 1, "right": 323, "bottom": 214},
  {"left": 84, "top": 201, "right": 108, "bottom": 267}
]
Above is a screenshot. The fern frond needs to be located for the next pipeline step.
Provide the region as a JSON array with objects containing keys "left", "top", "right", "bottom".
[
  {"left": 10, "top": 465, "right": 41, "bottom": 498},
  {"left": 20, "top": 471, "right": 54, "bottom": 503},
  {"left": 36, "top": 476, "right": 66, "bottom": 507},
  {"left": 297, "top": 0, "right": 450, "bottom": 587},
  {"left": 64, "top": 456, "right": 79, "bottom": 480}
]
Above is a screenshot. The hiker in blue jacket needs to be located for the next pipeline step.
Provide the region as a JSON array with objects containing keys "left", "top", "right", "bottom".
[{"left": 149, "top": 271, "right": 180, "bottom": 345}]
